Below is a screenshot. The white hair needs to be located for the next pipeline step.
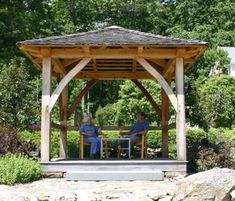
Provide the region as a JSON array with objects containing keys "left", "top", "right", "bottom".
[{"left": 83, "top": 115, "right": 93, "bottom": 123}]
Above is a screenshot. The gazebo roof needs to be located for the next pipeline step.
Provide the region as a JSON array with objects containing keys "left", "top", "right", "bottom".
[
  {"left": 17, "top": 26, "right": 208, "bottom": 80},
  {"left": 17, "top": 26, "right": 207, "bottom": 47}
]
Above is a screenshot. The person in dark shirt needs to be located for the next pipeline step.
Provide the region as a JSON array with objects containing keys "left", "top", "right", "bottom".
[{"left": 120, "top": 112, "right": 149, "bottom": 153}]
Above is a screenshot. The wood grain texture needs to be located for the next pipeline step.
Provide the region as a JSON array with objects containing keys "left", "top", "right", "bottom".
[
  {"left": 176, "top": 57, "right": 186, "bottom": 161},
  {"left": 49, "top": 57, "right": 91, "bottom": 112},
  {"left": 41, "top": 57, "right": 52, "bottom": 162},
  {"left": 137, "top": 57, "right": 178, "bottom": 111},
  {"left": 67, "top": 79, "right": 97, "bottom": 119}
]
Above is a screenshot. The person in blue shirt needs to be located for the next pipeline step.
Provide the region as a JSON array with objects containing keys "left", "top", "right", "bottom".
[
  {"left": 120, "top": 112, "right": 149, "bottom": 152},
  {"left": 80, "top": 116, "right": 101, "bottom": 159}
]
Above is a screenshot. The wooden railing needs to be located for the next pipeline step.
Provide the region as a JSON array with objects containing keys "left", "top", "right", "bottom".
[{"left": 51, "top": 122, "right": 176, "bottom": 131}]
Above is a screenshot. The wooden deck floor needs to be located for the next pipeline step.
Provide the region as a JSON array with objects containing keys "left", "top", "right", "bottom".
[{"left": 41, "top": 158, "right": 187, "bottom": 173}]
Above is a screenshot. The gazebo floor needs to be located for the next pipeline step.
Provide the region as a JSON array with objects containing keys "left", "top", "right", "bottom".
[{"left": 41, "top": 158, "right": 187, "bottom": 173}]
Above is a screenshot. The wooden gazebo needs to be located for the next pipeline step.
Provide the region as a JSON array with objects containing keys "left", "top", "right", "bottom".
[{"left": 17, "top": 26, "right": 207, "bottom": 174}]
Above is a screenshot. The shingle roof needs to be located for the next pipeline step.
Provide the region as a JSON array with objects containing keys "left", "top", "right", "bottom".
[{"left": 17, "top": 26, "right": 208, "bottom": 47}]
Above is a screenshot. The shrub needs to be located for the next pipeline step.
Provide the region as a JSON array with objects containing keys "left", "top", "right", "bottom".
[
  {"left": 20, "top": 127, "right": 235, "bottom": 171},
  {"left": 0, "top": 154, "right": 41, "bottom": 185},
  {"left": 198, "top": 75, "right": 235, "bottom": 129},
  {"left": 20, "top": 130, "right": 81, "bottom": 158},
  {"left": 186, "top": 128, "right": 235, "bottom": 172},
  {"left": 96, "top": 104, "right": 119, "bottom": 126},
  {"left": 0, "top": 58, "right": 40, "bottom": 129},
  {"left": 208, "top": 127, "right": 235, "bottom": 144},
  {"left": 196, "top": 140, "right": 235, "bottom": 171},
  {"left": 0, "top": 125, "right": 38, "bottom": 157}
]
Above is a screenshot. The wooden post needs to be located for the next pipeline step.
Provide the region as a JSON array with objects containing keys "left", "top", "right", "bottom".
[
  {"left": 176, "top": 57, "right": 186, "bottom": 161},
  {"left": 59, "top": 84, "right": 68, "bottom": 159},
  {"left": 41, "top": 57, "right": 52, "bottom": 162},
  {"left": 161, "top": 79, "right": 170, "bottom": 158}
]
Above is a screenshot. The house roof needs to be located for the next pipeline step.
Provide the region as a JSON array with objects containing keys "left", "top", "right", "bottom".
[{"left": 17, "top": 26, "right": 208, "bottom": 47}]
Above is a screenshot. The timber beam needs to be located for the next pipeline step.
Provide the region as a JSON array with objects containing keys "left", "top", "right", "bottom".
[
  {"left": 74, "top": 72, "right": 153, "bottom": 80},
  {"left": 67, "top": 79, "right": 97, "bottom": 119},
  {"left": 137, "top": 57, "right": 178, "bottom": 112},
  {"left": 48, "top": 57, "right": 91, "bottom": 113},
  {"left": 23, "top": 47, "right": 177, "bottom": 59},
  {"left": 132, "top": 79, "right": 162, "bottom": 117}
]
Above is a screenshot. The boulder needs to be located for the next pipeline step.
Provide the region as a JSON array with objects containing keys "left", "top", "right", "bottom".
[
  {"left": 231, "top": 190, "right": 235, "bottom": 201},
  {"left": 0, "top": 192, "right": 37, "bottom": 201},
  {"left": 173, "top": 168, "right": 235, "bottom": 201},
  {"left": 159, "top": 196, "right": 173, "bottom": 201}
]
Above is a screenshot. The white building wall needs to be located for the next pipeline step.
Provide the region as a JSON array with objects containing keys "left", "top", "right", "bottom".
[{"left": 219, "top": 47, "right": 235, "bottom": 77}]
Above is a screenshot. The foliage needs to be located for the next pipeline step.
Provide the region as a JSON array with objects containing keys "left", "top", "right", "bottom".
[
  {"left": 0, "top": 125, "right": 38, "bottom": 157},
  {"left": 20, "top": 130, "right": 81, "bottom": 158},
  {"left": 50, "top": 0, "right": 171, "bottom": 34},
  {"left": 0, "top": 58, "right": 40, "bottom": 129},
  {"left": 95, "top": 80, "right": 163, "bottom": 126},
  {"left": 96, "top": 104, "right": 119, "bottom": 126},
  {"left": 185, "top": 49, "right": 231, "bottom": 128},
  {"left": 0, "top": 154, "right": 41, "bottom": 185},
  {"left": 0, "top": 0, "right": 235, "bottom": 129},
  {"left": 89, "top": 80, "right": 123, "bottom": 114},
  {"left": 166, "top": 0, "right": 235, "bottom": 47},
  {"left": 197, "top": 75, "right": 235, "bottom": 129},
  {"left": 118, "top": 80, "right": 163, "bottom": 125},
  {"left": 187, "top": 128, "right": 235, "bottom": 172},
  {"left": 20, "top": 128, "right": 235, "bottom": 170},
  {"left": 0, "top": 0, "right": 53, "bottom": 61},
  {"left": 196, "top": 143, "right": 235, "bottom": 172}
]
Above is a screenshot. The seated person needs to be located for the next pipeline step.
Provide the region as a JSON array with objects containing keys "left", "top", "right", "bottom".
[
  {"left": 120, "top": 112, "right": 149, "bottom": 151},
  {"left": 80, "top": 115, "right": 101, "bottom": 159}
]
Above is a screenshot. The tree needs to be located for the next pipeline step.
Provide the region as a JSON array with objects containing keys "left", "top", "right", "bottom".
[
  {"left": 0, "top": 0, "right": 53, "bottom": 61},
  {"left": 197, "top": 75, "right": 235, "bottom": 129},
  {"left": 185, "top": 48, "right": 231, "bottom": 127},
  {"left": 96, "top": 80, "right": 164, "bottom": 126},
  {"left": 164, "top": 0, "right": 234, "bottom": 128},
  {"left": 166, "top": 0, "right": 235, "bottom": 47},
  {"left": 117, "top": 80, "right": 162, "bottom": 125},
  {"left": 1, "top": 0, "right": 235, "bottom": 129},
  {"left": 0, "top": 58, "right": 40, "bottom": 129}
]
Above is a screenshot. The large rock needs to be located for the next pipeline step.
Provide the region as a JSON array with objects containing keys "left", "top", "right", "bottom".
[
  {"left": 173, "top": 168, "right": 235, "bottom": 201},
  {"left": 231, "top": 190, "right": 235, "bottom": 201}
]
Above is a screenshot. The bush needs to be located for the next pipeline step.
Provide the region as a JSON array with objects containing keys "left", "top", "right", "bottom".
[
  {"left": 20, "top": 128, "right": 235, "bottom": 171},
  {"left": 95, "top": 80, "right": 164, "bottom": 126},
  {"left": 116, "top": 80, "right": 162, "bottom": 125},
  {"left": 0, "top": 125, "right": 38, "bottom": 157},
  {"left": 20, "top": 130, "right": 81, "bottom": 158},
  {"left": 96, "top": 104, "right": 119, "bottom": 126},
  {"left": 196, "top": 140, "right": 235, "bottom": 171},
  {"left": 208, "top": 127, "right": 235, "bottom": 144},
  {"left": 186, "top": 128, "right": 235, "bottom": 172},
  {"left": 198, "top": 75, "right": 235, "bottom": 129},
  {"left": 0, "top": 58, "right": 40, "bottom": 129},
  {"left": 0, "top": 154, "right": 41, "bottom": 185}
]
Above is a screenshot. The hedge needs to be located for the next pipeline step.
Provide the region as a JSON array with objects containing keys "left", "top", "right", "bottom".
[{"left": 20, "top": 128, "right": 235, "bottom": 159}]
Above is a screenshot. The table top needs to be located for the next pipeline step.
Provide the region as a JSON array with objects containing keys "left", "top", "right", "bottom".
[{"left": 101, "top": 137, "right": 130, "bottom": 141}]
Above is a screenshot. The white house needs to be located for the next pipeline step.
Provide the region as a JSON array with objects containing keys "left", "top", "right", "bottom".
[{"left": 219, "top": 47, "right": 235, "bottom": 77}]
